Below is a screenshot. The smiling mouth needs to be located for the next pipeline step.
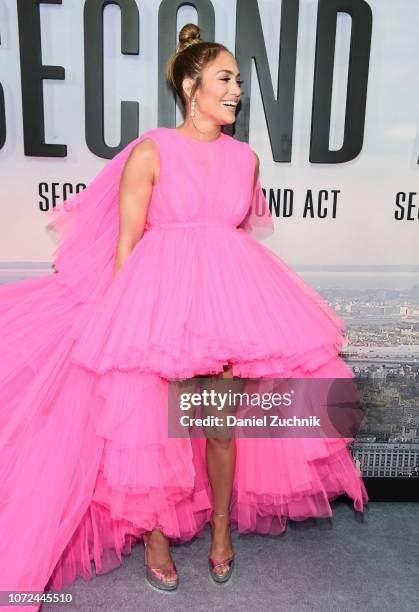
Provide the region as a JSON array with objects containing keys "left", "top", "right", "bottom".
[{"left": 221, "top": 101, "right": 238, "bottom": 112}]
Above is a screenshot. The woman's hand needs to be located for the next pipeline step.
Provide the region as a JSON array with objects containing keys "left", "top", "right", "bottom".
[{"left": 113, "top": 138, "right": 160, "bottom": 278}]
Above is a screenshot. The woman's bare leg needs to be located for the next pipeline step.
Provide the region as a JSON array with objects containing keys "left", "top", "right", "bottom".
[
  {"left": 206, "top": 364, "right": 237, "bottom": 562},
  {"left": 144, "top": 377, "right": 199, "bottom": 569},
  {"left": 145, "top": 368, "right": 240, "bottom": 567}
]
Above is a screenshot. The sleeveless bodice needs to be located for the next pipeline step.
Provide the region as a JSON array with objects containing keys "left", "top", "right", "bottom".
[{"left": 142, "top": 128, "right": 256, "bottom": 232}]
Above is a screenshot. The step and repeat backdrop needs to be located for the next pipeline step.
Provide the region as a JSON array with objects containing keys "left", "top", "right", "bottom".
[{"left": 0, "top": 0, "right": 418, "bottom": 486}]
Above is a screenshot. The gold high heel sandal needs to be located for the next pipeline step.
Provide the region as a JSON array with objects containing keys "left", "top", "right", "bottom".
[
  {"left": 208, "top": 511, "right": 235, "bottom": 583},
  {"left": 143, "top": 533, "right": 179, "bottom": 592}
]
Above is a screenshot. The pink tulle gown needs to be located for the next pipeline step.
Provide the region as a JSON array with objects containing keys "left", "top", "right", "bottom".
[{"left": 0, "top": 127, "right": 368, "bottom": 609}]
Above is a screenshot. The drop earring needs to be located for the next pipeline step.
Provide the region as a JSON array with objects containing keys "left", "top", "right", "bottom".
[{"left": 190, "top": 96, "right": 196, "bottom": 117}]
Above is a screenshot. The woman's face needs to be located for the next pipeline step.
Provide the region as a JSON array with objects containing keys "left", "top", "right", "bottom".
[{"left": 186, "top": 50, "right": 243, "bottom": 126}]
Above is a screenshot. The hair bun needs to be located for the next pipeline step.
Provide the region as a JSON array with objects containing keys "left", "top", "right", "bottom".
[{"left": 176, "top": 23, "right": 202, "bottom": 53}]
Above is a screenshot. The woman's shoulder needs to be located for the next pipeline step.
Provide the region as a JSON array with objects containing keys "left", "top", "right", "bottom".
[
  {"left": 126, "top": 128, "right": 167, "bottom": 166},
  {"left": 131, "top": 127, "right": 166, "bottom": 149},
  {"left": 113, "top": 128, "right": 164, "bottom": 166},
  {"left": 223, "top": 132, "right": 257, "bottom": 159},
  {"left": 222, "top": 133, "right": 258, "bottom": 173}
]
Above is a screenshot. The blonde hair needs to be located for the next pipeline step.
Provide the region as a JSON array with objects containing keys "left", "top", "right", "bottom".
[{"left": 166, "top": 23, "right": 230, "bottom": 109}]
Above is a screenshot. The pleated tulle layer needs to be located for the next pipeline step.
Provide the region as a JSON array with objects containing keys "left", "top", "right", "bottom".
[
  {"left": 66, "top": 225, "right": 349, "bottom": 380},
  {"left": 47, "top": 421, "right": 367, "bottom": 593},
  {"left": 44, "top": 354, "right": 366, "bottom": 593}
]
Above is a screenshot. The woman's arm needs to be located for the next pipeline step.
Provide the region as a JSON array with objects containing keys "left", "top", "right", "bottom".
[{"left": 113, "top": 138, "right": 159, "bottom": 278}]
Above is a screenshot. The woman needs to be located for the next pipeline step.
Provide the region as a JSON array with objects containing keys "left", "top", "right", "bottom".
[{"left": 0, "top": 23, "right": 368, "bottom": 603}]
